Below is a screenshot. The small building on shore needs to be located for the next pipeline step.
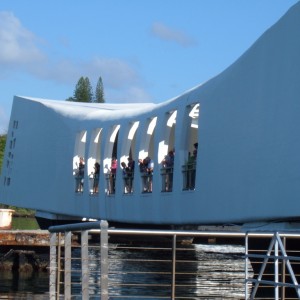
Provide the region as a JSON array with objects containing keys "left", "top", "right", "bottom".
[{"left": 0, "top": 209, "right": 14, "bottom": 230}]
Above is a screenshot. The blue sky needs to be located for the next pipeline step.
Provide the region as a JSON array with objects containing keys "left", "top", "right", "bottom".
[{"left": 0, "top": 0, "right": 298, "bottom": 133}]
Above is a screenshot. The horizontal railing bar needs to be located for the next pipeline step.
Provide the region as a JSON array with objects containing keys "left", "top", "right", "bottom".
[
  {"left": 109, "top": 297, "right": 173, "bottom": 299},
  {"left": 50, "top": 226, "right": 245, "bottom": 237},
  {"left": 108, "top": 247, "right": 174, "bottom": 250},
  {"left": 246, "top": 253, "right": 300, "bottom": 261},
  {"left": 251, "top": 275, "right": 300, "bottom": 279},
  {"left": 102, "top": 297, "right": 169, "bottom": 299},
  {"left": 108, "top": 270, "right": 215, "bottom": 275},
  {"left": 110, "top": 259, "right": 172, "bottom": 263},
  {"left": 108, "top": 283, "right": 240, "bottom": 289},
  {"left": 108, "top": 283, "right": 172, "bottom": 287},
  {"left": 247, "top": 278, "right": 300, "bottom": 289},
  {"left": 127, "top": 229, "right": 237, "bottom": 237},
  {"left": 49, "top": 221, "right": 300, "bottom": 238},
  {"left": 107, "top": 271, "right": 173, "bottom": 275},
  {"left": 107, "top": 293, "right": 236, "bottom": 298}
]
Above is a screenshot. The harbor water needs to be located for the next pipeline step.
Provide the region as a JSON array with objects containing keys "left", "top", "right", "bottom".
[{"left": 0, "top": 241, "right": 248, "bottom": 299}]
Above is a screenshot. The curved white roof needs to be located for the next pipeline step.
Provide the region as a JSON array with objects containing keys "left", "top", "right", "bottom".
[{"left": 1, "top": 2, "right": 300, "bottom": 226}]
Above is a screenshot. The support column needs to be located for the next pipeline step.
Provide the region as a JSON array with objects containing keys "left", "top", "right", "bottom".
[
  {"left": 81, "top": 230, "right": 89, "bottom": 299},
  {"left": 64, "top": 231, "right": 72, "bottom": 299},
  {"left": 171, "top": 234, "right": 177, "bottom": 300},
  {"left": 101, "top": 220, "right": 109, "bottom": 300},
  {"left": 49, "top": 233, "right": 57, "bottom": 300}
]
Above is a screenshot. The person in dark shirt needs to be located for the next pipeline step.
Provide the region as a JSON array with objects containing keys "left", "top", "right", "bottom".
[{"left": 93, "top": 162, "right": 100, "bottom": 193}]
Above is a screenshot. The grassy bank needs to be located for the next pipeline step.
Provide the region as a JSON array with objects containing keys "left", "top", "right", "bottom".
[{"left": 12, "top": 216, "right": 40, "bottom": 230}]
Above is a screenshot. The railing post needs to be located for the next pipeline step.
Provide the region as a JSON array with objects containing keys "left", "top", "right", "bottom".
[
  {"left": 49, "top": 233, "right": 57, "bottom": 300},
  {"left": 171, "top": 234, "right": 177, "bottom": 300},
  {"left": 57, "top": 232, "right": 62, "bottom": 300},
  {"left": 245, "top": 232, "right": 249, "bottom": 300},
  {"left": 274, "top": 233, "right": 279, "bottom": 300},
  {"left": 101, "top": 220, "right": 109, "bottom": 300},
  {"left": 64, "top": 231, "right": 72, "bottom": 299},
  {"left": 276, "top": 232, "right": 300, "bottom": 298},
  {"left": 281, "top": 236, "right": 286, "bottom": 300},
  {"left": 81, "top": 230, "right": 89, "bottom": 299}
]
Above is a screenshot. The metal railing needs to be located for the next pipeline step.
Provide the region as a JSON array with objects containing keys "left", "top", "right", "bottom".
[
  {"left": 160, "top": 167, "right": 173, "bottom": 192},
  {"left": 48, "top": 221, "right": 300, "bottom": 299},
  {"left": 245, "top": 231, "right": 300, "bottom": 300},
  {"left": 49, "top": 222, "right": 247, "bottom": 299},
  {"left": 182, "top": 163, "right": 196, "bottom": 190}
]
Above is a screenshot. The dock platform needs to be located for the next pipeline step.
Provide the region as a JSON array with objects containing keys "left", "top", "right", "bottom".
[{"left": 0, "top": 230, "right": 50, "bottom": 247}]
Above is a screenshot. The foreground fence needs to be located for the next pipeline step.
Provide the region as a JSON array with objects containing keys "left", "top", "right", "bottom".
[
  {"left": 245, "top": 231, "right": 300, "bottom": 300},
  {"left": 48, "top": 221, "right": 300, "bottom": 299}
]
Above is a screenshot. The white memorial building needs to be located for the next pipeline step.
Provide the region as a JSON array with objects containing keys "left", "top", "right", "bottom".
[{"left": 1, "top": 3, "right": 300, "bottom": 228}]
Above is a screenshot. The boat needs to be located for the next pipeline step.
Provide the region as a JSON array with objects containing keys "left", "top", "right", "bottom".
[{"left": 1, "top": 3, "right": 300, "bottom": 229}]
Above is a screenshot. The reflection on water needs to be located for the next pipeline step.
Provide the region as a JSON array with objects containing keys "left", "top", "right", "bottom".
[
  {"left": 0, "top": 243, "right": 249, "bottom": 299},
  {"left": 0, "top": 270, "right": 49, "bottom": 299},
  {"left": 105, "top": 243, "right": 247, "bottom": 299},
  {"left": 191, "top": 244, "right": 246, "bottom": 299}
]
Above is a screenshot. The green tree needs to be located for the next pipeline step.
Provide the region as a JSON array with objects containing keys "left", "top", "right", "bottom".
[
  {"left": 72, "top": 77, "right": 93, "bottom": 103},
  {"left": 95, "top": 76, "right": 105, "bottom": 103},
  {"left": 66, "top": 96, "right": 75, "bottom": 102}
]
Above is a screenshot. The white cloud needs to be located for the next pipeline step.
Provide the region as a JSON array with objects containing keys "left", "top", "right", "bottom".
[
  {"left": 151, "top": 22, "right": 197, "bottom": 47},
  {"left": 125, "top": 86, "right": 153, "bottom": 102},
  {"left": 0, "top": 11, "right": 153, "bottom": 104},
  {"left": 107, "top": 86, "right": 154, "bottom": 103},
  {"left": 83, "top": 57, "right": 139, "bottom": 89},
  {"left": 29, "top": 56, "right": 144, "bottom": 91},
  {"left": 30, "top": 58, "right": 81, "bottom": 84},
  {"left": 0, "top": 11, "right": 45, "bottom": 66},
  {"left": 37, "top": 57, "right": 154, "bottom": 103}
]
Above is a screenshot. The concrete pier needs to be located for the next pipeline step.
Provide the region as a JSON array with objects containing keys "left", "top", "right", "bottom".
[
  {"left": 0, "top": 230, "right": 50, "bottom": 247},
  {"left": 0, "top": 230, "right": 50, "bottom": 271}
]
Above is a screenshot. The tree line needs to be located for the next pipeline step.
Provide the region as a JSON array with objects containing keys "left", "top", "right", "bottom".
[{"left": 66, "top": 76, "right": 105, "bottom": 103}]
